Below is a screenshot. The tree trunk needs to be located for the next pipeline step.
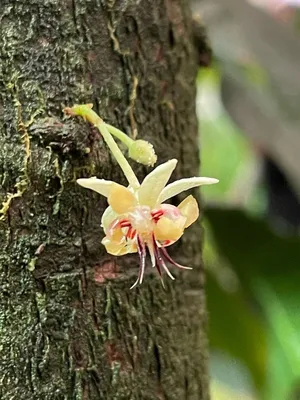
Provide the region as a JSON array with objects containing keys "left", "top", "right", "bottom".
[{"left": 0, "top": 1, "right": 209, "bottom": 399}]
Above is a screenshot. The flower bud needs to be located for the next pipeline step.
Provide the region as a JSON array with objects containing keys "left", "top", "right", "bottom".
[{"left": 128, "top": 140, "right": 157, "bottom": 167}]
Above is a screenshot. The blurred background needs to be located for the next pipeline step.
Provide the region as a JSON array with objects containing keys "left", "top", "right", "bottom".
[{"left": 194, "top": 0, "right": 300, "bottom": 398}]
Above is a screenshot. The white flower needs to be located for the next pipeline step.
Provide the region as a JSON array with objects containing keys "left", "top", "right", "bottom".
[{"left": 78, "top": 159, "right": 218, "bottom": 288}]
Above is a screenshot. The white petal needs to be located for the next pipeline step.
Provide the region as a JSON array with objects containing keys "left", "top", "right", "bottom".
[
  {"left": 158, "top": 177, "right": 219, "bottom": 203},
  {"left": 77, "top": 177, "right": 115, "bottom": 197},
  {"left": 138, "top": 159, "right": 178, "bottom": 207}
]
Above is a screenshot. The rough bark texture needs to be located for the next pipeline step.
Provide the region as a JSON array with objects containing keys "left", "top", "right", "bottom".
[{"left": 0, "top": 1, "right": 208, "bottom": 399}]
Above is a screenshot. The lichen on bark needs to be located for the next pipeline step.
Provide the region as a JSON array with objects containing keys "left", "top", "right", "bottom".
[{"left": 0, "top": 1, "right": 209, "bottom": 399}]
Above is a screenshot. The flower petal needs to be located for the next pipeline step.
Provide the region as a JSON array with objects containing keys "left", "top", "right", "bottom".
[
  {"left": 101, "top": 237, "right": 128, "bottom": 255},
  {"left": 77, "top": 177, "right": 115, "bottom": 197},
  {"left": 138, "top": 159, "right": 178, "bottom": 207},
  {"left": 108, "top": 183, "right": 137, "bottom": 214},
  {"left": 178, "top": 195, "right": 199, "bottom": 228},
  {"left": 101, "top": 206, "right": 118, "bottom": 233},
  {"left": 154, "top": 216, "right": 184, "bottom": 242},
  {"left": 102, "top": 237, "right": 137, "bottom": 255},
  {"left": 110, "top": 226, "right": 124, "bottom": 242},
  {"left": 158, "top": 177, "right": 219, "bottom": 203}
]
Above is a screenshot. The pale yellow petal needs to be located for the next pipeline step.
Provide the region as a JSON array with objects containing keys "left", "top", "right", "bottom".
[
  {"left": 126, "top": 242, "right": 138, "bottom": 253},
  {"left": 102, "top": 237, "right": 137, "bottom": 255},
  {"left": 77, "top": 177, "right": 114, "bottom": 197},
  {"left": 102, "top": 237, "right": 128, "bottom": 255},
  {"left": 138, "top": 159, "right": 178, "bottom": 207},
  {"left": 178, "top": 195, "right": 199, "bottom": 228},
  {"left": 158, "top": 177, "right": 219, "bottom": 203},
  {"left": 110, "top": 227, "right": 124, "bottom": 242},
  {"left": 101, "top": 206, "right": 118, "bottom": 232},
  {"left": 108, "top": 183, "right": 137, "bottom": 214},
  {"left": 154, "top": 216, "right": 184, "bottom": 242}
]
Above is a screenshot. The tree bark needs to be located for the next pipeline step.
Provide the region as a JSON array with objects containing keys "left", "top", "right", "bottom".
[{"left": 0, "top": 1, "right": 209, "bottom": 399}]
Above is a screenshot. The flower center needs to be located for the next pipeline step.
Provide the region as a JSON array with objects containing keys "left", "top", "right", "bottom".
[
  {"left": 114, "top": 206, "right": 165, "bottom": 242},
  {"left": 128, "top": 206, "right": 154, "bottom": 239},
  {"left": 108, "top": 204, "right": 185, "bottom": 246}
]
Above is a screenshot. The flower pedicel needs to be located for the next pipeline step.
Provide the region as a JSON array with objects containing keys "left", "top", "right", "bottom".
[{"left": 64, "top": 104, "right": 218, "bottom": 288}]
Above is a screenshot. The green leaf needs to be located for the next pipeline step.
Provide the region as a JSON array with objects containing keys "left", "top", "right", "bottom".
[
  {"left": 206, "top": 208, "right": 300, "bottom": 399},
  {"left": 205, "top": 208, "right": 300, "bottom": 280},
  {"left": 211, "top": 379, "right": 255, "bottom": 400},
  {"left": 197, "top": 67, "right": 256, "bottom": 202},
  {"left": 255, "top": 279, "right": 300, "bottom": 400},
  {"left": 207, "top": 269, "right": 266, "bottom": 389}
]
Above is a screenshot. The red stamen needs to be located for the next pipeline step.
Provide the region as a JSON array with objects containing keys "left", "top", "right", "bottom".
[
  {"left": 130, "top": 229, "right": 136, "bottom": 239},
  {"left": 154, "top": 246, "right": 175, "bottom": 280},
  {"left": 130, "top": 236, "right": 146, "bottom": 289},
  {"left": 120, "top": 219, "right": 131, "bottom": 228},
  {"left": 160, "top": 247, "right": 192, "bottom": 270},
  {"left": 148, "top": 234, "right": 167, "bottom": 286},
  {"left": 150, "top": 234, "right": 164, "bottom": 286},
  {"left": 126, "top": 227, "right": 133, "bottom": 239},
  {"left": 126, "top": 227, "right": 136, "bottom": 240},
  {"left": 151, "top": 209, "right": 164, "bottom": 221}
]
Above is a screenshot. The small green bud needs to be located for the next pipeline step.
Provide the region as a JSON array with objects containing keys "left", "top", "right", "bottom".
[{"left": 128, "top": 139, "right": 157, "bottom": 167}]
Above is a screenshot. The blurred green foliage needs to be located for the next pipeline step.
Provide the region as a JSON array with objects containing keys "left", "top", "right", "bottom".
[
  {"left": 198, "top": 68, "right": 300, "bottom": 399},
  {"left": 198, "top": 68, "right": 251, "bottom": 199},
  {"left": 207, "top": 208, "right": 300, "bottom": 399}
]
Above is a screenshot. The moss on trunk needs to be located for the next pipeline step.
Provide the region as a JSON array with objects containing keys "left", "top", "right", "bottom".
[{"left": 0, "top": 1, "right": 209, "bottom": 399}]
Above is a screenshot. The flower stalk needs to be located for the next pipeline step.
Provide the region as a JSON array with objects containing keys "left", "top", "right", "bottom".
[
  {"left": 106, "top": 123, "right": 157, "bottom": 167},
  {"left": 64, "top": 103, "right": 140, "bottom": 188}
]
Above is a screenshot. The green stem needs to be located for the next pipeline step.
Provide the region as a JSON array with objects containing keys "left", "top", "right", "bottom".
[
  {"left": 64, "top": 104, "right": 140, "bottom": 189},
  {"left": 105, "top": 124, "right": 134, "bottom": 149},
  {"left": 97, "top": 122, "right": 140, "bottom": 188}
]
